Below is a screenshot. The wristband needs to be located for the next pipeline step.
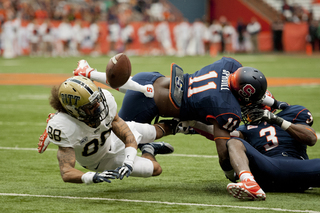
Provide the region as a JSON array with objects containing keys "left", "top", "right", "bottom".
[
  {"left": 261, "top": 95, "right": 275, "bottom": 107},
  {"left": 281, "top": 120, "right": 291, "bottom": 130},
  {"left": 81, "top": 172, "right": 96, "bottom": 185},
  {"left": 123, "top": 146, "right": 137, "bottom": 167}
]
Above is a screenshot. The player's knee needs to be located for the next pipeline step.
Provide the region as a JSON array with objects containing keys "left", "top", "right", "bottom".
[
  {"left": 226, "top": 138, "right": 245, "bottom": 151},
  {"left": 152, "top": 162, "right": 162, "bottom": 176}
]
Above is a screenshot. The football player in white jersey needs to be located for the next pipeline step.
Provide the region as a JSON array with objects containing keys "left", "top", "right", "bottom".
[{"left": 38, "top": 76, "right": 174, "bottom": 185}]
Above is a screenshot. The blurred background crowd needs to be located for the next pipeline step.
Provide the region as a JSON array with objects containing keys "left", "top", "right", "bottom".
[{"left": 1, "top": 0, "right": 320, "bottom": 58}]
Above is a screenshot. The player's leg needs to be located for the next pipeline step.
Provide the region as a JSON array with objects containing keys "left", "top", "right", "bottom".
[
  {"left": 127, "top": 121, "right": 174, "bottom": 154},
  {"left": 226, "top": 138, "right": 266, "bottom": 201}
]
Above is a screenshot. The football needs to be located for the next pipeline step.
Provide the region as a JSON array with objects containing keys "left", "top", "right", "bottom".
[{"left": 106, "top": 53, "right": 132, "bottom": 88}]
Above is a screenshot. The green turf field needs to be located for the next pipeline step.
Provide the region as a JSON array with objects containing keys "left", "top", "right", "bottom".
[{"left": 0, "top": 54, "right": 320, "bottom": 212}]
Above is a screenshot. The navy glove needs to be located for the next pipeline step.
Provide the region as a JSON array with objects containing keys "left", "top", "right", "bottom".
[
  {"left": 115, "top": 163, "right": 133, "bottom": 180},
  {"left": 92, "top": 170, "right": 118, "bottom": 183},
  {"left": 247, "top": 108, "right": 284, "bottom": 126},
  {"left": 272, "top": 99, "right": 289, "bottom": 110}
]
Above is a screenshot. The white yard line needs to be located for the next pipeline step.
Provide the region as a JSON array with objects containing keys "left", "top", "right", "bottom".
[
  {"left": 0, "top": 193, "right": 318, "bottom": 213},
  {"left": 0, "top": 146, "right": 218, "bottom": 158}
]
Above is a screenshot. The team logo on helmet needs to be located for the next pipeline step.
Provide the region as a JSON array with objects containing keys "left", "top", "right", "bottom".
[
  {"left": 58, "top": 76, "right": 108, "bottom": 128},
  {"left": 238, "top": 84, "right": 256, "bottom": 101}
]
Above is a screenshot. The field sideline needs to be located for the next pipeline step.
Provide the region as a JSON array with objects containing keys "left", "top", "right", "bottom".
[{"left": 0, "top": 54, "right": 320, "bottom": 213}]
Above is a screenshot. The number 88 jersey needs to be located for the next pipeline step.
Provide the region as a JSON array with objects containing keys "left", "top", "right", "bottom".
[{"left": 46, "top": 89, "right": 121, "bottom": 170}]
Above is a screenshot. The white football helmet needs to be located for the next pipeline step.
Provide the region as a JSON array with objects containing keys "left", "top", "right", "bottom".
[{"left": 58, "top": 76, "right": 108, "bottom": 128}]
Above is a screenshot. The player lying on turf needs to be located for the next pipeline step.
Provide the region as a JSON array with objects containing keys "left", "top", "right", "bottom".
[
  {"left": 38, "top": 76, "right": 175, "bottom": 184},
  {"left": 226, "top": 92, "right": 318, "bottom": 201},
  {"left": 73, "top": 57, "right": 287, "bottom": 180}
]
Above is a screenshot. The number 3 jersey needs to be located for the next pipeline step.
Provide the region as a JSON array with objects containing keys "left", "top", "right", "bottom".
[
  {"left": 237, "top": 105, "right": 314, "bottom": 159},
  {"left": 45, "top": 89, "right": 123, "bottom": 170},
  {"left": 180, "top": 57, "right": 242, "bottom": 132}
]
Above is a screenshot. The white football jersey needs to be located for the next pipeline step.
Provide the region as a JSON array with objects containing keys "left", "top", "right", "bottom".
[{"left": 46, "top": 89, "right": 124, "bottom": 170}]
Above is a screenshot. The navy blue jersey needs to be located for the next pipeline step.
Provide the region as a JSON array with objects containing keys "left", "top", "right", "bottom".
[
  {"left": 180, "top": 57, "right": 242, "bottom": 132},
  {"left": 237, "top": 105, "right": 314, "bottom": 159},
  {"left": 233, "top": 105, "right": 319, "bottom": 192}
]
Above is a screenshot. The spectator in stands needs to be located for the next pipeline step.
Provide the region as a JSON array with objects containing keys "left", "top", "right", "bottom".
[
  {"left": 272, "top": 16, "right": 284, "bottom": 52},
  {"left": 307, "top": 19, "right": 320, "bottom": 52},
  {"left": 219, "top": 16, "right": 228, "bottom": 53},
  {"left": 108, "top": 18, "right": 121, "bottom": 55},
  {"left": 120, "top": 20, "right": 135, "bottom": 54},
  {"left": 236, "top": 17, "right": 246, "bottom": 52},
  {"left": 187, "top": 19, "right": 206, "bottom": 56},
  {"left": 71, "top": 19, "right": 84, "bottom": 56},
  {"left": 89, "top": 18, "right": 100, "bottom": 56},
  {"left": 317, "top": 19, "right": 320, "bottom": 51},
  {"left": 27, "top": 19, "right": 41, "bottom": 57},
  {"left": 208, "top": 19, "right": 222, "bottom": 56},
  {"left": 137, "top": 20, "right": 156, "bottom": 55},
  {"left": 282, "top": 0, "right": 294, "bottom": 22},
  {"left": 222, "top": 21, "right": 236, "bottom": 54},
  {"left": 247, "top": 17, "right": 261, "bottom": 53},
  {"left": 155, "top": 20, "right": 175, "bottom": 55},
  {"left": 2, "top": 14, "right": 18, "bottom": 58},
  {"left": 173, "top": 18, "right": 190, "bottom": 57},
  {"left": 57, "top": 17, "right": 73, "bottom": 57},
  {"left": 39, "top": 18, "right": 54, "bottom": 57},
  {"left": 149, "top": 0, "right": 165, "bottom": 21}
]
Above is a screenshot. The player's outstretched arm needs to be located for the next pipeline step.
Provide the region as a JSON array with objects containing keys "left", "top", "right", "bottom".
[
  {"left": 111, "top": 113, "right": 138, "bottom": 179},
  {"left": 57, "top": 147, "right": 118, "bottom": 184},
  {"left": 248, "top": 109, "right": 317, "bottom": 146},
  {"left": 73, "top": 60, "right": 154, "bottom": 97}
]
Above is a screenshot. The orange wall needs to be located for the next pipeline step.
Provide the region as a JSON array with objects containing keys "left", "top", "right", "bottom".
[{"left": 210, "top": 0, "right": 271, "bottom": 32}]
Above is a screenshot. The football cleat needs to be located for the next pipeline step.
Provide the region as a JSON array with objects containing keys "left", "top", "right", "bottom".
[
  {"left": 138, "top": 142, "right": 174, "bottom": 156},
  {"left": 38, "top": 113, "right": 55, "bottom": 153},
  {"left": 73, "top": 60, "right": 95, "bottom": 78},
  {"left": 227, "top": 179, "right": 266, "bottom": 201}
]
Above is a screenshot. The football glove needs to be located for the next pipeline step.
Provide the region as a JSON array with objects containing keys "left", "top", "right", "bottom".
[
  {"left": 73, "top": 60, "right": 95, "bottom": 78},
  {"left": 93, "top": 170, "right": 118, "bottom": 183},
  {"left": 115, "top": 163, "right": 133, "bottom": 180},
  {"left": 247, "top": 108, "right": 284, "bottom": 126}
]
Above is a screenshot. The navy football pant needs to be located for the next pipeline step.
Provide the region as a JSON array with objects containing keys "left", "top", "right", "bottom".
[
  {"left": 118, "top": 72, "right": 164, "bottom": 123},
  {"left": 238, "top": 138, "right": 320, "bottom": 192}
]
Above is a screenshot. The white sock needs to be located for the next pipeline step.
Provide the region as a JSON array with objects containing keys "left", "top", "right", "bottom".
[{"left": 239, "top": 170, "right": 255, "bottom": 182}]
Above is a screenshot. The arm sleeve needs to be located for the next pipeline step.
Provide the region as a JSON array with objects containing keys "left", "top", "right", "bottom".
[{"left": 91, "top": 71, "right": 147, "bottom": 94}]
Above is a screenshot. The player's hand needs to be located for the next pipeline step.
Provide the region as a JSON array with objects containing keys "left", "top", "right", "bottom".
[
  {"left": 247, "top": 108, "right": 284, "bottom": 126},
  {"left": 143, "top": 84, "right": 154, "bottom": 98},
  {"left": 73, "top": 60, "right": 95, "bottom": 78},
  {"left": 115, "top": 163, "right": 133, "bottom": 180},
  {"left": 92, "top": 170, "right": 118, "bottom": 183}
]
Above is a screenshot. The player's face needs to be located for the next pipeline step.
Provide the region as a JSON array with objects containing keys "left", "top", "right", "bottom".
[{"left": 82, "top": 93, "right": 108, "bottom": 128}]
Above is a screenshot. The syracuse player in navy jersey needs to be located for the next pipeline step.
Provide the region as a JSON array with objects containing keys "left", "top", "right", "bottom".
[
  {"left": 226, "top": 101, "right": 318, "bottom": 201},
  {"left": 72, "top": 57, "right": 271, "bottom": 179}
]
